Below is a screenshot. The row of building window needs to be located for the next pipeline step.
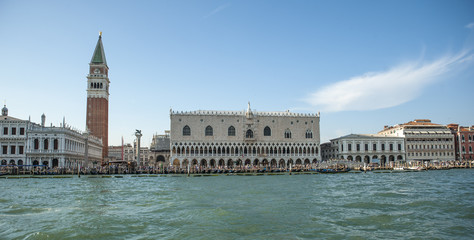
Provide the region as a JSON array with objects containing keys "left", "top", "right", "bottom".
[
  {"left": 1, "top": 145, "right": 24, "bottom": 155},
  {"left": 407, "top": 152, "right": 453, "bottom": 157},
  {"left": 33, "top": 139, "right": 59, "bottom": 150},
  {"left": 461, "top": 146, "right": 473, "bottom": 153},
  {"left": 461, "top": 135, "right": 473, "bottom": 142},
  {"left": 407, "top": 144, "right": 453, "bottom": 150},
  {"left": 3, "top": 127, "right": 25, "bottom": 136},
  {"left": 406, "top": 138, "right": 452, "bottom": 142},
  {"left": 342, "top": 143, "right": 402, "bottom": 152},
  {"left": 183, "top": 125, "right": 313, "bottom": 139}
]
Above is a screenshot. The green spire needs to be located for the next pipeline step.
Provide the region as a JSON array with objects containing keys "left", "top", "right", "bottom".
[{"left": 90, "top": 34, "right": 107, "bottom": 65}]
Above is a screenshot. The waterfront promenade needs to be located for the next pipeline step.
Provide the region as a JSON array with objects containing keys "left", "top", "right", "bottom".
[{"left": 1, "top": 160, "right": 471, "bottom": 177}]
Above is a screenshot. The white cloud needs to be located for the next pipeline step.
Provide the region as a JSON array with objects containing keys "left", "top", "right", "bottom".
[
  {"left": 466, "top": 22, "right": 474, "bottom": 29},
  {"left": 305, "top": 50, "right": 473, "bottom": 112},
  {"left": 204, "top": 3, "right": 230, "bottom": 19}
]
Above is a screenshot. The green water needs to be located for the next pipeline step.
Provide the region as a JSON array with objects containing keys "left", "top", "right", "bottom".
[{"left": 1, "top": 170, "right": 473, "bottom": 239}]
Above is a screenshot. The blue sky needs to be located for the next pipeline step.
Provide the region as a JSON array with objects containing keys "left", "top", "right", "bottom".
[{"left": 1, "top": 0, "right": 473, "bottom": 146}]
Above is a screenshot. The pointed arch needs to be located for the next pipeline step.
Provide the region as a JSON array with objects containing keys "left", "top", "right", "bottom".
[
  {"left": 246, "top": 129, "right": 254, "bottom": 138},
  {"left": 264, "top": 126, "right": 271, "bottom": 136},
  {"left": 228, "top": 126, "right": 236, "bottom": 136},
  {"left": 183, "top": 125, "right": 191, "bottom": 136},
  {"left": 205, "top": 126, "right": 213, "bottom": 136},
  {"left": 284, "top": 129, "right": 292, "bottom": 138}
]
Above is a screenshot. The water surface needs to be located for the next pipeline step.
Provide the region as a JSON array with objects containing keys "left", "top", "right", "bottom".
[{"left": 1, "top": 170, "right": 473, "bottom": 239}]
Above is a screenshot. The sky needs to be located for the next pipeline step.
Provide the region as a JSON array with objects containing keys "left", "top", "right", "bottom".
[{"left": 1, "top": 0, "right": 473, "bottom": 146}]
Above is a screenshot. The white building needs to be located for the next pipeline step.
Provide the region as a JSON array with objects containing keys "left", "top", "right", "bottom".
[
  {"left": 170, "top": 103, "right": 321, "bottom": 168},
  {"left": 378, "top": 119, "right": 455, "bottom": 162},
  {"left": 0, "top": 105, "right": 102, "bottom": 169},
  {"left": 329, "top": 134, "right": 405, "bottom": 166},
  {"left": 1, "top": 105, "right": 28, "bottom": 166}
]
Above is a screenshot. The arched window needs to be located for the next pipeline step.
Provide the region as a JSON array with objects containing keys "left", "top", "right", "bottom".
[
  {"left": 228, "top": 126, "right": 235, "bottom": 136},
  {"left": 305, "top": 130, "right": 313, "bottom": 138},
  {"left": 44, "top": 139, "right": 49, "bottom": 150},
  {"left": 264, "top": 126, "right": 271, "bottom": 136},
  {"left": 205, "top": 126, "right": 213, "bottom": 136},
  {"left": 53, "top": 139, "right": 59, "bottom": 150},
  {"left": 462, "top": 146, "right": 465, "bottom": 153},
  {"left": 183, "top": 125, "right": 191, "bottom": 136},
  {"left": 34, "top": 139, "right": 39, "bottom": 149},
  {"left": 246, "top": 129, "right": 254, "bottom": 138},
  {"left": 284, "top": 129, "right": 291, "bottom": 139}
]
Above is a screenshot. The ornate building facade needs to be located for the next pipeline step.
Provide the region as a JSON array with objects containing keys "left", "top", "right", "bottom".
[
  {"left": 1, "top": 105, "right": 28, "bottom": 166},
  {"left": 329, "top": 134, "right": 405, "bottom": 165},
  {"left": 86, "top": 33, "right": 110, "bottom": 162},
  {"left": 378, "top": 119, "right": 455, "bottom": 162},
  {"left": 1, "top": 106, "right": 102, "bottom": 168},
  {"left": 170, "top": 103, "right": 321, "bottom": 168},
  {"left": 149, "top": 132, "right": 170, "bottom": 167}
]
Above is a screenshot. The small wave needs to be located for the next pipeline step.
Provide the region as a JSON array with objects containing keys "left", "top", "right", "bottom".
[{"left": 23, "top": 232, "right": 50, "bottom": 240}]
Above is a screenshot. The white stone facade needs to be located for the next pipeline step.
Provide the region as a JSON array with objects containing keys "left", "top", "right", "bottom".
[
  {"left": 0, "top": 107, "right": 28, "bottom": 166},
  {"left": 26, "top": 124, "right": 103, "bottom": 168},
  {"left": 170, "top": 104, "right": 321, "bottom": 168},
  {"left": 330, "top": 134, "right": 405, "bottom": 165},
  {"left": 1, "top": 106, "right": 102, "bottom": 169},
  {"left": 378, "top": 119, "right": 455, "bottom": 162}
]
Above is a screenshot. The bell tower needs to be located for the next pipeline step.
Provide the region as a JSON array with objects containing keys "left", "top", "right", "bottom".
[{"left": 86, "top": 32, "right": 109, "bottom": 162}]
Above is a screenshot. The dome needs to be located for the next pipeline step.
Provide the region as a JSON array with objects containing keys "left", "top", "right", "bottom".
[{"left": 1, "top": 105, "right": 7, "bottom": 116}]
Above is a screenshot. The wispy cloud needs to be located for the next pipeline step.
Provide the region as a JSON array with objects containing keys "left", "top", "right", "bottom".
[
  {"left": 204, "top": 3, "right": 230, "bottom": 19},
  {"left": 466, "top": 22, "right": 474, "bottom": 29},
  {"left": 305, "top": 50, "right": 473, "bottom": 112}
]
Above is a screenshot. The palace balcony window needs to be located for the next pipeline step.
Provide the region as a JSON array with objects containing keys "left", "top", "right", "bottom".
[
  {"left": 373, "top": 144, "right": 377, "bottom": 151},
  {"left": 19, "top": 146, "right": 24, "bottom": 154},
  {"left": 365, "top": 144, "right": 368, "bottom": 151},
  {"left": 348, "top": 144, "right": 352, "bottom": 151},
  {"left": 246, "top": 129, "right": 254, "bottom": 138},
  {"left": 381, "top": 144, "right": 385, "bottom": 151},
  {"left": 3, "top": 127, "right": 7, "bottom": 135},
  {"left": 390, "top": 144, "right": 393, "bottom": 151},
  {"left": 44, "top": 139, "right": 49, "bottom": 150},
  {"left": 11, "top": 127, "right": 16, "bottom": 135},
  {"left": 54, "top": 139, "right": 59, "bottom": 150},
  {"left": 305, "top": 130, "right": 313, "bottom": 139},
  {"left": 2, "top": 146, "right": 7, "bottom": 154},
  {"left": 284, "top": 129, "right": 292, "bottom": 139},
  {"left": 205, "top": 126, "right": 213, "bottom": 136},
  {"left": 398, "top": 144, "right": 402, "bottom": 151},
  {"left": 34, "top": 139, "right": 39, "bottom": 149},
  {"left": 228, "top": 126, "right": 236, "bottom": 136},
  {"left": 264, "top": 126, "right": 271, "bottom": 136},
  {"left": 356, "top": 144, "right": 360, "bottom": 151},
  {"left": 20, "top": 128, "right": 25, "bottom": 135},
  {"left": 182, "top": 125, "right": 191, "bottom": 136},
  {"left": 10, "top": 146, "right": 15, "bottom": 154}
]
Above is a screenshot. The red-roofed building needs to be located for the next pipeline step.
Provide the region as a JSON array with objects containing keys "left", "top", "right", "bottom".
[{"left": 447, "top": 124, "right": 474, "bottom": 162}]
